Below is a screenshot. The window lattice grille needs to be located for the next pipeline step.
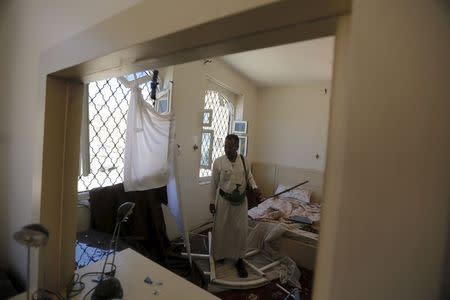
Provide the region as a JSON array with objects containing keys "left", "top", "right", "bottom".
[
  {"left": 77, "top": 77, "right": 154, "bottom": 192},
  {"left": 199, "top": 90, "right": 233, "bottom": 178}
]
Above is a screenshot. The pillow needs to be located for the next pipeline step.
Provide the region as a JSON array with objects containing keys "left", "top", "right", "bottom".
[
  {"left": 275, "top": 184, "right": 311, "bottom": 203},
  {"left": 275, "top": 184, "right": 287, "bottom": 195}
]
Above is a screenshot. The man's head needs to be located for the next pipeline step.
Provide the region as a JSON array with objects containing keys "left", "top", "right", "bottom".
[{"left": 224, "top": 134, "right": 239, "bottom": 161}]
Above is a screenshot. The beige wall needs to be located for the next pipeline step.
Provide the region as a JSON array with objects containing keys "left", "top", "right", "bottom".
[
  {"left": 314, "top": 1, "right": 450, "bottom": 300},
  {"left": 0, "top": 0, "right": 142, "bottom": 286},
  {"left": 254, "top": 84, "right": 330, "bottom": 171},
  {"left": 167, "top": 59, "right": 258, "bottom": 235}
]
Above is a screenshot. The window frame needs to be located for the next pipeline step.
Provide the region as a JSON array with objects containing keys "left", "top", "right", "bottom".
[
  {"left": 77, "top": 70, "right": 168, "bottom": 192},
  {"left": 198, "top": 82, "right": 236, "bottom": 182},
  {"left": 199, "top": 129, "right": 214, "bottom": 169}
]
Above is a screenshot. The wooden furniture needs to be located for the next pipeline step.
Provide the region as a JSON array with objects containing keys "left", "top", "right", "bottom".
[{"left": 73, "top": 248, "right": 218, "bottom": 299}]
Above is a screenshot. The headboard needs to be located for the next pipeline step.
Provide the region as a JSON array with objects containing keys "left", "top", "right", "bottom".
[{"left": 251, "top": 162, "right": 324, "bottom": 204}]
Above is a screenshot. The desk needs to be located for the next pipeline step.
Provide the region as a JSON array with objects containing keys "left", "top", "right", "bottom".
[{"left": 73, "top": 248, "right": 218, "bottom": 299}]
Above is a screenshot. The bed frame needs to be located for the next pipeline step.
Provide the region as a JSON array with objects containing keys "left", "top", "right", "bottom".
[{"left": 251, "top": 162, "right": 324, "bottom": 270}]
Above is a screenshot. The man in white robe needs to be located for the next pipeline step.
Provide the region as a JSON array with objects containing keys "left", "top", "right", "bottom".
[{"left": 209, "top": 134, "right": 261, "bottom": 278}]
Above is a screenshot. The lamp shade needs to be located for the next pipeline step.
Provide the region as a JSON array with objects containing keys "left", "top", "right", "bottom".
[
  {"left": 13, "top": 224, "right": 49, "bottom": 248},
  {"left": 116, "top": 202, "right": 135, "bottom": 223}
]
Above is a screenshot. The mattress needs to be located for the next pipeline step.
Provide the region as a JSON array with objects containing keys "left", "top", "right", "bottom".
[{"left": 248, "top": 197, "right": 320, "bottom": 247}]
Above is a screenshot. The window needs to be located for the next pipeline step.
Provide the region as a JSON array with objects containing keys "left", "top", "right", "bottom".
[
  {"left": 199, "top": 87, "right": 234, "bottom": 179},
  {"left": 200, "top": 130, "right": 214, "bottom": 168},
  {"left": 77, "top": 71, "right": 167, "bottom": 192}
]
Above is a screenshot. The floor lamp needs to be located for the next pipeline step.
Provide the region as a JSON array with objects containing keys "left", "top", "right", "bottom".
[{"left": 13, "top": 224, "right": 50, "bottom": 300}]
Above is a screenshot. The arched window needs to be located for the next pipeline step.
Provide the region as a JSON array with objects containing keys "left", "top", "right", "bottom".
[{"left": 199, "top": 84, "right": 235, "bottom": 179}]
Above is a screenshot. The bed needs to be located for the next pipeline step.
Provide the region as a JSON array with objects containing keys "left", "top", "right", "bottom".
[{"left": 248, "top": 162, "right": 324, "bottom": 270}]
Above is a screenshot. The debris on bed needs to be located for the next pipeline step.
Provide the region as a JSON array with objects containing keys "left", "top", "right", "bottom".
[{"left": 247, "top": 186, "right": 321, "bottom": 248}]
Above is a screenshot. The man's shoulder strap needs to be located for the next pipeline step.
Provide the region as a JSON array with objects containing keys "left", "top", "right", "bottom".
[
  {"left": 240, "top": 154, "right": 246, "bottom": 170},
  {"left": 240, "top": 154, "right": 249, "bottom": 184}
]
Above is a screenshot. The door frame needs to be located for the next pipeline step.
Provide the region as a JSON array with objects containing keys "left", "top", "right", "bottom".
[{"left": 37, "top": 0, "right": 350, "bottom": 290}]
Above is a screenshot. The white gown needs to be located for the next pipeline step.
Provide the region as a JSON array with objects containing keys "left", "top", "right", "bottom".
[{"left": 210, "top": 155, "right": 257, "bottom": 260}]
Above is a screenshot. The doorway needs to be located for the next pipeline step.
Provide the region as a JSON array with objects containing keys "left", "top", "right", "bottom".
[{"left": 38, "top": 0, "right": 349, "bottom": 294}]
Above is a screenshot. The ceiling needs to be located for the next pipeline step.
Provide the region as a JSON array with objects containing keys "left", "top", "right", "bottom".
[{"left": 221, "top": 36, "right": 335, "bottom": 87}]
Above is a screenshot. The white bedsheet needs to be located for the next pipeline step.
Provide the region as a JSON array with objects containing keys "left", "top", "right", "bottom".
[{"left": 248, "top": 196, "right": 321, "bottom": 222}]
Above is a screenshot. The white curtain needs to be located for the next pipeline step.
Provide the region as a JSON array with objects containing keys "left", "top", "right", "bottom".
[
  {"left": 123, "top": 84, "right": 185, "bottom": 232},
  {"left": 124, "top": 85, "right": 173, "bottom": 191},
  {"left": 79, "top": 84, "right": 90, "bottom": 176}
]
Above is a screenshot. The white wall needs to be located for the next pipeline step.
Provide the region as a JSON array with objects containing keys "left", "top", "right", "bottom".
[
  {"left": 80, "top": 58, "right": 258, "bottom": 241},
  {"left": 314, "top": 1, "right": 450, "bottom": 300},
  {"left": 167, "top": 59, "right": 258, "bottom": 235},
  {"left": 0, "top": 0, "right": 142, "bottom": 284},
  {"left": 254, "top": 83, "right": 330, "bottom": 171}
]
